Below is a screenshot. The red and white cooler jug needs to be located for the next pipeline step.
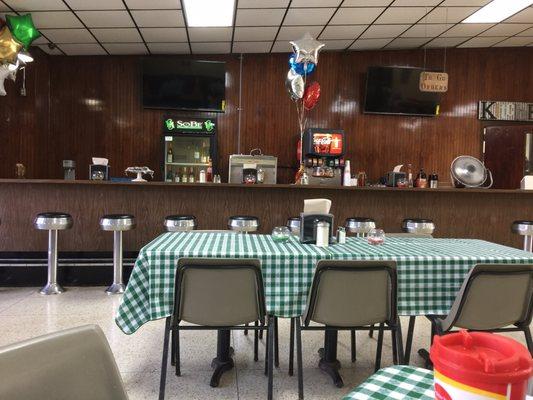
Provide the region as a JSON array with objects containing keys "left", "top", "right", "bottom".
[{"left": 430, "top": 330, "right": 532, "bottom": 400}]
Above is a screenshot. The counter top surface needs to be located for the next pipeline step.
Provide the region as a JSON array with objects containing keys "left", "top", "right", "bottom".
[{"left": 0, "top": 178, "right": 529, "bottom": 194}]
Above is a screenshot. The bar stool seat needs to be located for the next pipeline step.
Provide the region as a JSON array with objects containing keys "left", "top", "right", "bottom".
[
  {"left": 286, "top": 217, "right": 300, "bottom": 235},
  {"left": 228, "top": 216, "right": 259, "bottom": 233},
  {"left": 34, "top": 212, "right": 73, "bottom": 295},
  {"left": 512, "top": 220, "right": 533, "bottom": 251},
  {"left": 345, "top": 217, "right": 376, "bottom": 236},
  {"left": 402, "top": 218, "right": 435, "bottom": 235},
  {"left": 164, "top": 215, "right": 197, "bottom": 232},
  {"left": 99, "top": 214, "right": 136, "bottom": 295}
]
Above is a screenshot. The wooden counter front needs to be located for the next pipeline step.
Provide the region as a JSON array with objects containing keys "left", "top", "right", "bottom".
[{"left": 0, "top": 179, "right": 531, "bottom": 252}]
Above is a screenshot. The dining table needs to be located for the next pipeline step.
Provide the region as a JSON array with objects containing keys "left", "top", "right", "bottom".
[{"left": 115, "top": 232, "right": 533, "bottom": 385}]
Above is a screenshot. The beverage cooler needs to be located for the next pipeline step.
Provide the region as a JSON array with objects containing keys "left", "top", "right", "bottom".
[{"left": 162, "top": 116, "right": 217, "bottom": 183}]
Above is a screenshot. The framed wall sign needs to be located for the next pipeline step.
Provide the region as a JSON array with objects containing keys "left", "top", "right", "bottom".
[
  {"left": 162, "top": 116, "right": 217, "bottom": 135},
  {"left": 478, "top": 101, "right": 533, "bottom": 122},
  {"left": 419, "top": 72, "right": 449, "bottom": 93}
]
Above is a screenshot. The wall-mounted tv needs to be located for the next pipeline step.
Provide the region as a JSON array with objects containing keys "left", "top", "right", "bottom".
[
  {"left": 364, "top": 66, "right": 441, "bottom": 117},
  {"left": 142, "top": 59, "right": 226, "bottom": 113}
]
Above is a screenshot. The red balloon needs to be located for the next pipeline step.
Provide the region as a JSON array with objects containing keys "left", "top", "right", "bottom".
[{"left": 303, "top": 81, "right": 321, "bottom": 110}]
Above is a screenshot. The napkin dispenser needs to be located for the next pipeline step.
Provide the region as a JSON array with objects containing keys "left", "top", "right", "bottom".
[
  {"left": 386, "top": 171, "right": 406, "bottom": 187},
  {"left": 299, "top": 212, "right": 334, "bottom": 244}
]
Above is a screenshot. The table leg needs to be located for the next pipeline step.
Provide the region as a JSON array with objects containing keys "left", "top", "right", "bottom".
[
  {"left": 318, "top": 329, "right": 343, "bottom": 388},
  {"left": 210, "top": 329, "right": 234, "bottom": 387}
]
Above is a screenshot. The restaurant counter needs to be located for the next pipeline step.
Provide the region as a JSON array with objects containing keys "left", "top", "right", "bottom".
[{"left": 0, "top": 179, "right": 531, "bottom": 251}]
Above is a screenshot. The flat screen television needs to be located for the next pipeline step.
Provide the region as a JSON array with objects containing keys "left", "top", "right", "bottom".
[
  {"left": 142, "top": 59, "right": 226, "bottom": 112},
  {"left": 364, "top": 66, "right": 441, "bottom": 117}
]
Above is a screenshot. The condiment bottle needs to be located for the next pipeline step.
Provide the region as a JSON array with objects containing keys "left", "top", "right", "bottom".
[
  {"left": 357, "top": 171, "right": 366, "bottom": 187},
  {"left": 415, "top": 169, "right": 427, "bottom": 188},
  {"left": 429, "top": 173, "right": 438, "bottom": 188},
  {"left": 407, "top": 163, "right": 413, "bottom": 187},
  {"left": 343, "top": 160, "right": 351, "bottom": 186}
]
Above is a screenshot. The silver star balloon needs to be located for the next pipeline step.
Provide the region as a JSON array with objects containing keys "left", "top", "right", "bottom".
[
  {"left": 290, "top": 32, "right": 325, "bottom": 65},
  {"left": 0, "top": 64, "right": 10, "bottom": 96}
]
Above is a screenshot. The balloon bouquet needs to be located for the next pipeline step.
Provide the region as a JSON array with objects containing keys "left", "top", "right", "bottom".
[
  {"left": 285, "top": 33, "right": 324, "bottom": 184},
  {"left": 0, "top": 14, "right": 40, "bottom": 96}
]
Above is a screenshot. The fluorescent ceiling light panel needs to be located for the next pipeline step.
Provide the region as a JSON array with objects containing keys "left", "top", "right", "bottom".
[
  {"left": 183, "top": 0, "right": 235, "bottom": 27},
  {"left": 462, "top": 0, "right": 533, "bottom": 23}
]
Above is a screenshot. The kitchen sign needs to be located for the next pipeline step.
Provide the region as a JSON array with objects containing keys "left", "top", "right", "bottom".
[
  {"left": 162, "top": 116, "right": 217, "bottom": 134},
  {"left": 478, "top": 101, "right": 533, "bottom": 122},
  {"left": 419, "top": 72, "right": 449, "bottom": 93}
]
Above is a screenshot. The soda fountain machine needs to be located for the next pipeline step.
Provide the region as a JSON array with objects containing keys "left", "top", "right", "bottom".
[{"left": 302, "top": 128, "right": 345, "bottom": 186}]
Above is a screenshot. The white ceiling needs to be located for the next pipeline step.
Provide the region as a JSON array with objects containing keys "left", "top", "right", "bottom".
[{"left": 1, "top": 0, "right": 531, "bottom": 55}]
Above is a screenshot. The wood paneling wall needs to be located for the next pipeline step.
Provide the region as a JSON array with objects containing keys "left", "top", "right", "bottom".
[{"left": 0, "top": 48, "right": 532, "bottom": 183}]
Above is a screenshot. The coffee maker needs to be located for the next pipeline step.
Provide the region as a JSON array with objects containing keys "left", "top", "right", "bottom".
[{"left": 302, "top": 128, "right": 345, "bottom": 186}]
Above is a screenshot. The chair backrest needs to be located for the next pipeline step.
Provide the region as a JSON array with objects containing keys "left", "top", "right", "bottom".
[
  {"left": 304, "top": 260, "right": 397, "bottom": 327},
  {"left": 447, "top": 264, "right": 533, "bottom": 331},
  {"left": 175, "top": 258, "right": 266, "bottom": 326},
  {"left": 387, "top": 233, "right": 433, "bottom": 238},
  {"left": 0, "top": 325, "right": 127, "bottom": 400}
]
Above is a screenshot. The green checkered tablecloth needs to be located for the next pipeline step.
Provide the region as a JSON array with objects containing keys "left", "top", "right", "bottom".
[
  {"left": 342, "top": 366, "right": 434, "bottom": 400},
  {"left": 116, "top": 233, "right": 533, "bottom": 334}
]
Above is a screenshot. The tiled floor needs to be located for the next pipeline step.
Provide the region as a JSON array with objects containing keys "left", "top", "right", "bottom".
[{"left": 0, "top": 287, "right": 530, "bottom": 399}]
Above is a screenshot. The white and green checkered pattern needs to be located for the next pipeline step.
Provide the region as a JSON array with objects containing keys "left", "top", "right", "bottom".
[
  {"left": 342, "top": 366, "right": 434, "bottom": 400},
  {"left": 116, "top": 233, "right": 533, "bottom": 334}
]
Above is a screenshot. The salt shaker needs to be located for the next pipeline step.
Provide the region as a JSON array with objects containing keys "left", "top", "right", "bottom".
[
  {"left": 315, "top": 221, "right": 329, "bottom": 247},
  {"left": 337, "top": 226, "right": 346, "bottom": 244}
]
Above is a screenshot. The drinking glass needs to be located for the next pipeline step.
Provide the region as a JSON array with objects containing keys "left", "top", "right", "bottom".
[
  {"left": 367, "top": 228, "right": 385, "bottom": 245},
  {"left": 272, "top": 226, "right": 291, "bottom": 243}
]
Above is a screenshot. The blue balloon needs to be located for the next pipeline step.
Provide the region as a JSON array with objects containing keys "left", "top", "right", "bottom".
[{"left": 288, "top": 53, "right": 315, "bottom": 76}]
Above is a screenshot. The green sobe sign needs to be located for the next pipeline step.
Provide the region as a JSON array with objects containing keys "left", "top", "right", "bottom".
[{"left": 163, "top": 116, "right": 216, "bottom": 134}]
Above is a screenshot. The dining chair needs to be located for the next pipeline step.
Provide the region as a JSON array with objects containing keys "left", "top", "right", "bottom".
[
  {"left": 409, "top": 263, "right": 533, "bottom": 367},
  {"left": 159, "top": 258, "right": 274, "bottom": 400},
  {"left": 293, "top": 260, "right": 404, "bottom": 399},
  {"left": 0, "top": 325, "right": 127, "bottom": 400}
]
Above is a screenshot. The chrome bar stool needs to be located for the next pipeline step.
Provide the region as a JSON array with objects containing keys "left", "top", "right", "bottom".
[
  {"left": 164, "top": 215, "right": 197, "bottom": 232},
  {"left": 99, "top": 214, "right": 136, "bottom": 295},
  {"left": 402, "top": 218, "right": 435, "bottom": 235},
  {"left": 512, "top": 221, "right": 533, "bottom": 251},
  {"left": 227, "top": 216, "right": 259, "bottom": 233},
  {"left": 345, "top": 217, "right": 376, "bottom": 237},
  {"left": 34, "top": 212, "right": 73, "bottom": 295},
  {"left": 287, "top": 217, "right": 300, "bottom": 235}
]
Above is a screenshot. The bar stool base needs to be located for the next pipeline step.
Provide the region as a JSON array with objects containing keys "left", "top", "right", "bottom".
[
  {"left": 105, "top": 283, "right": 125, "bottom": 295},
  {"left": 39, "top": 282, "right": 65, "bottom": 295}
]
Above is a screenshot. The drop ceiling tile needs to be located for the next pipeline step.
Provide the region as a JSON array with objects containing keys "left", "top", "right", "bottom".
[
  {"left": 30, "top": 11, "right": 83, "bottom": 28},
  {"left": 236, "top": 8, "right": 285, "bottom": 26},
  {"left": 271, "top": 40, "right": 293, "bottom": 52},
  {"left": 131, "top": 10, "right": 185, "bottom": 27},
  {"left": 238, "top": 0, "right": 289, "bottom": 7},
  {"left": 39, "top": 28, "right": 96, "bottom": 43},
  {"left": 277, "top": 26, "right": 323, "bottom": 41},
  {"left": 291, "top": 0, "right": 342, "bottom": 6},
  {"left": 92, "top": 28, "right": 142, "bottom": 43},
  {"left": 103, "top": 42, "right": 148, "bottom": 54},
  {"left": 232, "top": 41, "right": 271, "bottom": 53},
  {"left": 284, "top": 8, "right": 336, "bottom": 25},
  {"left": 32, "top": 35, "right": 49, "bottom": 44},
  {"left": 65, "top": 0, "right": 125, "bottom": 10},
  {"left": 504, "top": 7, "right": 533, "bottom": 23},
  {"left": 392, "top": 0, "right": 440, "bottom": 5},
  {"left": 4, "top": 0, "right": 67, "bottom": 11},
  {"left": 60, "top": 43, "right": 106, "bottom": 55},
  {"left": 147, "top": 42, "right": 189, "bottom": 54},
  {"left": 493, "top": 36, "right": 533, "bottom": 46},
  {"left": 191, "top": 42, "right": 231, "bottom": 54},
  {"left": 125, "top": 0, "right": 181, "bottom": 9},
  {"left": 319, "top": 25, "right": 367, "bottom": 39},
  {"left": 441, "top": 0, "right": 491, "bottom": 5},
  {"left": 330, "top": 7, "right": 385, "bottom": 25},
  {"left": 425, "top": 36, "right": 470, "bottom": 47},
  {"left": 480, "top": 24, "right": 531, "bottom": 37},
  {"left": 77, "top": 11, "right": 134, "bottom": 28},
  {"left": 234, "top": 27, "right": 278, "bottom": 41},
  {"left": 321, "top": 39, "right": 352, "bottom": 49},
  {"left": 517, "top": 27, "right": 533, "bottom": 36},
  {"left": 375, "top": 7, "right": 428, "bottom": 24},
  {"left": 423, "top": 7, "right": 478, "bottom": 23},
  {"left": 402, "top": 24, "right": 448, "bottom": 37},
  {"left": 343, "top": 0, "right": 389, "bottom": 5},
  {"left": 349, "top": 38, "right": 391, "bottom": 50},
  {"left": 458, "top": 36, "right": 505, "bottom": 48},
  {"left": 140, "top": 27, "right": 187, "bottom": 42},
  {"left": 36, "top": 44, "right": 63, "bottom": 55},
  {"left": 188, "top": 27, "right": 233, "bottom": 42},
  {"left": 441, "top": 23, "right": 493, "bottom": 37},
  {"left": 361, "top": 24, "right": 410, "bottom": 38},
  {"left": 386, "top": 37, "right": 429, "bottom": 48}
]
